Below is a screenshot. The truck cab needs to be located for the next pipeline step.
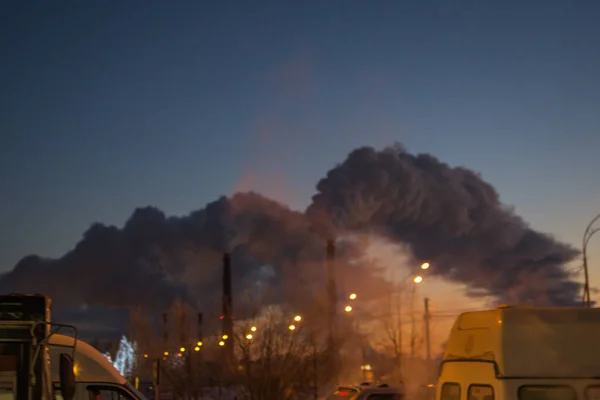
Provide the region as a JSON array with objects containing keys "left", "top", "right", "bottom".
[
  {"left": 48, "top": 334, "right": 146, "bottom": 400},
  {"left": 0, "top": 294, "right": 146, "bottom": 400},
  {"left": 437, "top": 305, "right": 600, "bottom": 400}
]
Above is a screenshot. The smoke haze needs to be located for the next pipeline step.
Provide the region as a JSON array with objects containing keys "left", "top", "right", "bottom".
[{"left": 0, "top": 144, "right": 581, "bottom": 314}]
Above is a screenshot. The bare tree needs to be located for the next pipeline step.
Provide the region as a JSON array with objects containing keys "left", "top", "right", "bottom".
[{"left": 231, "top": 304, "right": 338, "bottom": 400}]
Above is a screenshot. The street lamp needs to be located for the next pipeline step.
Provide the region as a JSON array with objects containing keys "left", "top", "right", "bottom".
[
  {"left": 413, "top": 275, "right": 423, "bottom": 284},
  {"left": 294, "top": 315, "right": 302, "bottom": 322},
  {"left": 344, "top": 305, "right": 353, "bottom": 312},
  {"left": 250, "top": 326, "right": 257, "bottom": 332},
  {"left": 288, "top": 324, "right": 296, "bottom": 331},
  {"left": 349, "top": 293, "right": 357, "bottom": 300},
  {"left": 420, "top": 262, "right": 430, "bottom": 270},
  {"left": 218, "top": 340, "right": 225, "bottom": 346},
  {"left": 583, "top": 213, "right": 600, "bottom": 307},
  {"left": 246, "top": 334, "right": 253, "bottom": 340}
]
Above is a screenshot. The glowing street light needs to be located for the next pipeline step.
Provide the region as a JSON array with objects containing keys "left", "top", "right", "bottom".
[
  {"left": 163, "top": 351, "right": 169, "bottom": 356},
  {"left": 288, "top": 324, "right": 296, "bottom": 331},
  {"left": 344, "top": 305, "right": 353, "bottom": 312},
  {"left": 250, "top": 326, "right": 257, "bottom": 332},
  {"left": 349, "top": 293, "right": 357, "bottom": 300},
  {"left": 222, "top": 334, "right": 229, "bottom": 340},
  {"left": 177, "top": 353, "right": 182, "bottom": 357},
  {"left": 246, "top": 334, "right": 253, "bottom": 340},
  {"left": 143, "top": 354, "right": 148, "bottom": 358},
  {"left": 294, "top": 315, "right": 302, "bottom": 322},
  {"left": 218, "top": 341, "right": 225, "bottom": 346},
  {"left": 413, "top": 275, "right": 423, "bottom": 284},
  {"left": 179, "top": 347, "right": 186, "bottom": 352},
  {"left": 197, "top": 341, "right": 203, "bottom": 347},
  {"left": 194, "top": 346, "right": 200, "bottom": 352},
  {"left": 420, "top": 262, "right": 430, "bottom": 270}
]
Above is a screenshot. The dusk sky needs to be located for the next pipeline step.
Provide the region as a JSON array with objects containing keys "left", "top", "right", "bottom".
[{"left": 2, "top": 0, "right": 600, "bottom": 315}]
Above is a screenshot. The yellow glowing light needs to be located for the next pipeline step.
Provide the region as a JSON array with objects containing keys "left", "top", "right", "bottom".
[
  {"left": 179, "top": 347, "right": 186, "bottom": 352},
  {"left": 143, "top": 354, "right": 148, "bottom": 358},
  {"left": 73, "top": 363, "right": 79, "bottom": 376},
  {"left": 344, "top": 305, "right": 353, "bottom": 312},
  {"left": 421, "top": 262, "right": 430, "bottom": 270},
  {"left": 413, "top": 275, "right": 423, "bottom": 283},
  {"left": 288, "top": 324, "right": 296, "bottom": 331},
  {"left": 163, "top": 351, "right": 169, "bottom": 356},
  {"left": 294, "top": 315, "right": 302, "bottom": 322},
  {"left": 250, "top": 326, "right": 257, "bottom": 332},
  {"left": 222, "top": 334, "right": 228, "bottom": 340},
  {"left": 177, "top": 353, "right": 182, "bottom": 357},
  {"left": 194, "top": 346, "right": 200, "bottom": 351},
  {"left": 349, "top": 293, "right": 357, "bottom": 300},
  {"left": 246, "top": 334, "right": 253, "bottom": 340},
  {"left": 197, "top": 341, "right": 203, "bottom": 346},
  {"left": 218, "top": 341, "right": 225, "bottom": 346}
]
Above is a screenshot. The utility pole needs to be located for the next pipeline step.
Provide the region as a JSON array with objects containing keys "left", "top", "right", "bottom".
[
  {"left": 394, "top": 289, "right": 403, "bottom": 381},
  {"left": 410, "top": 285, "right": 416, "bottom": 359},
  {"left": 424, "top": 298, "right": 431, "bottom": 361}
]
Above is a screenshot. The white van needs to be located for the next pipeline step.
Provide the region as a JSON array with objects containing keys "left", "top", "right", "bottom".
[
  {"left": 48, "top": 334, "right": 147, "bottom": 400},
  {"left": 437, "top": 305, "right": 600, "bottom": 400}
]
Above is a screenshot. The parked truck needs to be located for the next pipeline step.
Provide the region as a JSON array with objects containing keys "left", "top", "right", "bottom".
[
  {"left": 0, "top": 294, "right": 148, "bottom": 400},
  {"left": 437, "top": 305, "right": 600, "bottom": 400}
]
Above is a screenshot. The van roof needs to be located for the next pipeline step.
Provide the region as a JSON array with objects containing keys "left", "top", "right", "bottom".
[
  {"left": 443, "top": 306, "right": 600, "bottom": 378},
  {"left": 48, "top": 334, "right": 126, "bottom": 385}
]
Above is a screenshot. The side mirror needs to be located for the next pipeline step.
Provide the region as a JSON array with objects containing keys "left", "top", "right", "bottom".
[{"left": 59, "top": 353, "right": 76, "bottom": 400}]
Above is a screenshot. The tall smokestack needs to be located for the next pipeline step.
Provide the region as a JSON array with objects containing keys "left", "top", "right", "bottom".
[
  {"left": 326, "top": 239, "right": 337, "bottom": 321},
  {"left": 326, "top": 238, "right": 339, "bottom": 381},
  {"left": 222, "top": 253, "right": 234, "bottom": 363}
]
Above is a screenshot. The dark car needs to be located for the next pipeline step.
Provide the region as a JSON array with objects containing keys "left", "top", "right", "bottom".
[{"left": 326, "top": 383, "right": 404, "bottom": 400}]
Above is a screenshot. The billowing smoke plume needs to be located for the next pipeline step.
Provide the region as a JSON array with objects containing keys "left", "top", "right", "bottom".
[
  {"left": 307, "top": 145, "right": 580, "bottom": 305},
  {"left": 0, "top": 193, "right": 382, "bottom": 314},
  {"left": 0, "top": 144, "right": 581, "bottom": 313}
]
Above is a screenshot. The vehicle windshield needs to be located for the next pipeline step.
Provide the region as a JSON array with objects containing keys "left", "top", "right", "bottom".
[{"left": 326, "top": 387, "right": 360, "bottom": 400}]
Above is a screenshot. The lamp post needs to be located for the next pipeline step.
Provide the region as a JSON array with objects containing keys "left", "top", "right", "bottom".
[
  {"left": 342, "top": 293, "right": 369, "bottom": 382},
  {"left": 395, "top": 262, "right": 430, "bottom": 382},
  {"left": 583, "top": 214, "right": 600, "bottom": 307}
]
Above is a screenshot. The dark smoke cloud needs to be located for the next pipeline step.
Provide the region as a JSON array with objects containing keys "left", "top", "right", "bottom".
[
  {"left": 307, "top": 145, "right": 581, "bottom": 305},
  {"left": 0, "top": 144, "right": 582, "bottom": 317},
  {"left": 0, "top": 193, "right": 382, "bottom": 316}
]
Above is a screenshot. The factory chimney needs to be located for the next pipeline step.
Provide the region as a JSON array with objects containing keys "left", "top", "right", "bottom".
[
  {"left": 325, "top": 238, "right": 340, "bottom": 382},
  {"left": 326, "top": 239, "right": 337, "bottom": 322},
  {"left": 222, "top": 253, "right": 234, "bottom": 363}
]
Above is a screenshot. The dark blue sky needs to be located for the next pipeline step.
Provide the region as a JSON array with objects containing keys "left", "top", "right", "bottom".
[{"left": 2, "top": 1, "right": 600, "bottom": 287}]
